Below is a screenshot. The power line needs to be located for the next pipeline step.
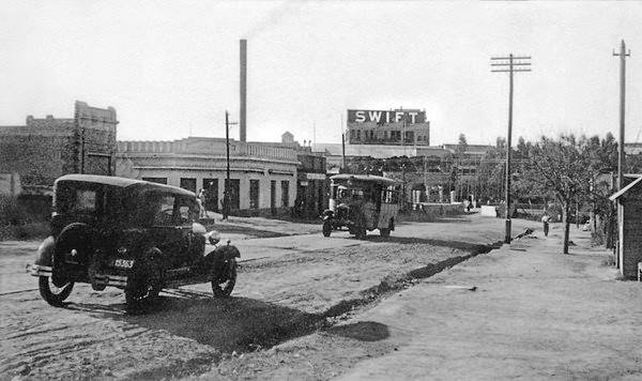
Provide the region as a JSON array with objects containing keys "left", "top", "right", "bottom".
[{"left": 491, "top": 53, "right": 532, "bottom": 244}]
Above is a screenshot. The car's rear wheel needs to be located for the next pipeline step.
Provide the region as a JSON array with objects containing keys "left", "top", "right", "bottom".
[
  {"left": 53, "top": 223, "right": 93, "bottom": 286},
  {"left": 322, "top": 220, "right": 332, "bottom": 237},
  {"left": 39, "top": 276, "right": 74, "bottom": 307},
  {"left": 212, "top": 259, "right": 237, "bottom": 297}
]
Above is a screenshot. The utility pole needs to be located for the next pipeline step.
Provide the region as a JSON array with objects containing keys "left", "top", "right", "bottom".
[
  {"left": 341, "top": 114, "right": 346, "bottom": 172},
  {"left": 223, "top": 111, "right": 238, "bottom": 220},
  {"left": 491, "top": 54, "right": 531, "bottom": 244},
  {"left": 423, "top": 155, "right": 427, "bottom": 202},
  {"left": 613, "top": 40, "right": 630, "bottom": 191}
]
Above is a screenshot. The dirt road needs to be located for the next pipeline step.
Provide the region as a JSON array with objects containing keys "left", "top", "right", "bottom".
[{"left": 0, "top": 215, "right": 533, "bottom": 380}]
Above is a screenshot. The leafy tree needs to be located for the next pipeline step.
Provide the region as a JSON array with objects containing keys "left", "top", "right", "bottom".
[
  {"left": 583, "top": 133, "right": 618, "bottom": 246},
  {"left": 475, "top": 144, "right": 504, "bottom": 203},
  {"left": 522, "top": 134, "right": 592, "bottom": 254},
  {"left": 456, "top": 133, "right": 468, "bottom": 155}
]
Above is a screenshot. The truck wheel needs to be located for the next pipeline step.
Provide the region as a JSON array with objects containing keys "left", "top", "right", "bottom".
[
  {"left": 39, "top": 276, "right": 74, "bottom": 307},
  {"left": 322, "top": 221, "right": 332, "bottom": 237},
  {"left": 212, "top": 259, "right": 237, "bottom": 297}
]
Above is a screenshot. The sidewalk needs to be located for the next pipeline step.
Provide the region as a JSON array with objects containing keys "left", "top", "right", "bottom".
[{"left": 337, "top": 224, "right": 642, "bottom": 380}]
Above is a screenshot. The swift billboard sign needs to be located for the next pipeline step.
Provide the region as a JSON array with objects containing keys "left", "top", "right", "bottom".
[{"left": 347, "top": 109, "right": 426, "bottom": 124}]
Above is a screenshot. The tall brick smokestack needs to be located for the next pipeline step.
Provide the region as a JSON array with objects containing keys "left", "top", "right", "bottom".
[{"left": 240, "top": 39, "right": 247, "bottom": 142}]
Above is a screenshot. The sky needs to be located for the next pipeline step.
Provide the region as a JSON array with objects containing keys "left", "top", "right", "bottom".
[{"left": 1, "top": 1, "right": 641, "bottom": 147}]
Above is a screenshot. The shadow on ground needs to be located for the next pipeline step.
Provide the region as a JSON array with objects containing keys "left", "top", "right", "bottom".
[
  {"left": 326, "top": 321, "right": 390, "bottom": 342},
  {"left": 363, "top": 235, "right": 501, "bottom": 252},
  {"left": 68, "top": 288, "right": 389, "bottom": 356}
]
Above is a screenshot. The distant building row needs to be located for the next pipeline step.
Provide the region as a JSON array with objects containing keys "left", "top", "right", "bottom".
[
  {"left": 0, "top": 102, "right": 518, "bottom": 214},
  {"left": 0, "top": 101, "right": 327, "bottom": 218}
]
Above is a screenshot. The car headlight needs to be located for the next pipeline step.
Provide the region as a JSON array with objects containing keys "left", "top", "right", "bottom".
[{"left": 206, "top": 230, "right": 221, "bottom": 245}]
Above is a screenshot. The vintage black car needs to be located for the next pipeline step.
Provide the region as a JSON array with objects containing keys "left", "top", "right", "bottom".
[{"left": 28, "top": 174, "right": 239, "bottom": 312}]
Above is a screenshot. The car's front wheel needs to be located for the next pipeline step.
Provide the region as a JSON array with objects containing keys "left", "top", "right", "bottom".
[
  {"left": 212, "top": 259, "right": 237, "bottom": 297},
  {"left": 39, "top": 276, "right": 74, "bottom": 307},
  {"left": 125, "top": 271, "right": 161, "bottom": 313},
  {"left": 322, "top": 220, "right": 332, "bottom": 237}
]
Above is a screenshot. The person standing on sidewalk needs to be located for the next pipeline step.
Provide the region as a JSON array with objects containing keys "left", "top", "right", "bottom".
[
  {"left": 541, "top": 212, "right": 551, "bottom": 237},
  {"left": 197, "top": 189, "right": 206, "bottom": 218}
]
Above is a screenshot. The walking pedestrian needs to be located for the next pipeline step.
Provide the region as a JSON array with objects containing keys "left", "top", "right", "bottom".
[{"left": 541, "top": 212, "right": 551, "bottom": 237}]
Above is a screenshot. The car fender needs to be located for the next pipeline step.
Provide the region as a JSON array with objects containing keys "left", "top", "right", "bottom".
[
  {"left": 35, "top": 236, "right": 56, "bottom": 266},
  {"left": 210, "top": 244, "right": 241, "bottom": 262},
  {"left": 131, "top": 246, "right": 163, "bottom": 273},
  {"left": 203, "top": 244, "right": 240, "bottom": 279},
  {"left": 322, "top": 209, "right": 334, "bottom": 220}
]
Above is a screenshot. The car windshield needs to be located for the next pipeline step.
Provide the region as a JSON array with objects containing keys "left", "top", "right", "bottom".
[
  {"left": 333, "top": 180, "right": 381, "bottom": 203},
  {"left": 139, "top": 191, "right": 199, "bottom": 227}
]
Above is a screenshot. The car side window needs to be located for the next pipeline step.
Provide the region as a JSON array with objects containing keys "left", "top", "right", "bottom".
[
  {"left": 152, "top": 195, "right": 176, "bottom": 226},
  {"left": 177, "top": 197, "right": 198, "bottom": 225},
  {"left": 73, "top": 189, "right": 97, "bottom": 213}
]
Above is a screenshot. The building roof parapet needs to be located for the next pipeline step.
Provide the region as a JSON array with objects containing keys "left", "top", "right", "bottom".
[{"left": 118, "top": 136, "right": 298, "bottom": 162}]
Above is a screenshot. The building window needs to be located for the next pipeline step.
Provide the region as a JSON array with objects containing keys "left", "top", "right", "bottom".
[
  {"left": 405, "top": 131, "right": 414, "bottom": 143},
  {"left": 250, "top": 180, "right": 260, "bottom": 209},
  {"left": 271, "top": 180, "right": 277, "bottom": 214},
  {"left": 180, "top": 178, "right": 197, "bottom": 193},
  {"left": 203, "top": 178, "right": 219, "bottom": 211},
  {"left": 356, "top": 130, "right": 361, "bottom": 140},
  {"left": 281, "top": 180, "right": 289, "bottom": 207},
  {"left": 142, "top": 177, "right": 168, "bottom": 185},
  {"left": 224, "top": 179, "right": 240, "bottom": 210}
]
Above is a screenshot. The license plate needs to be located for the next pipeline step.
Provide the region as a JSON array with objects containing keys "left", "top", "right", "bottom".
[{"left": 114, "top": 259, "right": 135, "bottom": 269}]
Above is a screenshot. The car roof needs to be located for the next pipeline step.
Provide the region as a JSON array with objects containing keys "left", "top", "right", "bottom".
[
  {"left": 329, "top": 174, "right": 398, "bottom": 186},
  {"left": 55, "top": 174, "right": 196, "bottom": 197}
]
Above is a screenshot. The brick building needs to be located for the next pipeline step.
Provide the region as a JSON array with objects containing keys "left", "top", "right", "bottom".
[{"left": 0, "top": 101, "right": 118, "bottom": 188}]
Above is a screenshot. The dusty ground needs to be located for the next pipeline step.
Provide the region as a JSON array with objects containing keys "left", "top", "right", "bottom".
[
  {"left": 201, "top": 224, "right": 642, "bottom": 381},
  {"left": 1, "top": 215, "right": 540, "bottom": 380}
]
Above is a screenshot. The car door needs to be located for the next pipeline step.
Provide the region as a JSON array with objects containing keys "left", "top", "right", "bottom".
[
  {"left": 147, "top": 192, "right": 185, "bottom": 268},
  {"left": 175, "top": 196, "right": 203, "bottom": 264}
]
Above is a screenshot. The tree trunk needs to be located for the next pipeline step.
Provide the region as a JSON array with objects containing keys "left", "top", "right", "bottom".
[
  {"left": 605, "top": 203, "right": 615, "bottom": 249},
  {"left": 563, "top": 202, "right": 571, "bottom": 254},
  {"left": 592, "top": 202, "right": 597, "bottom": 233}
]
